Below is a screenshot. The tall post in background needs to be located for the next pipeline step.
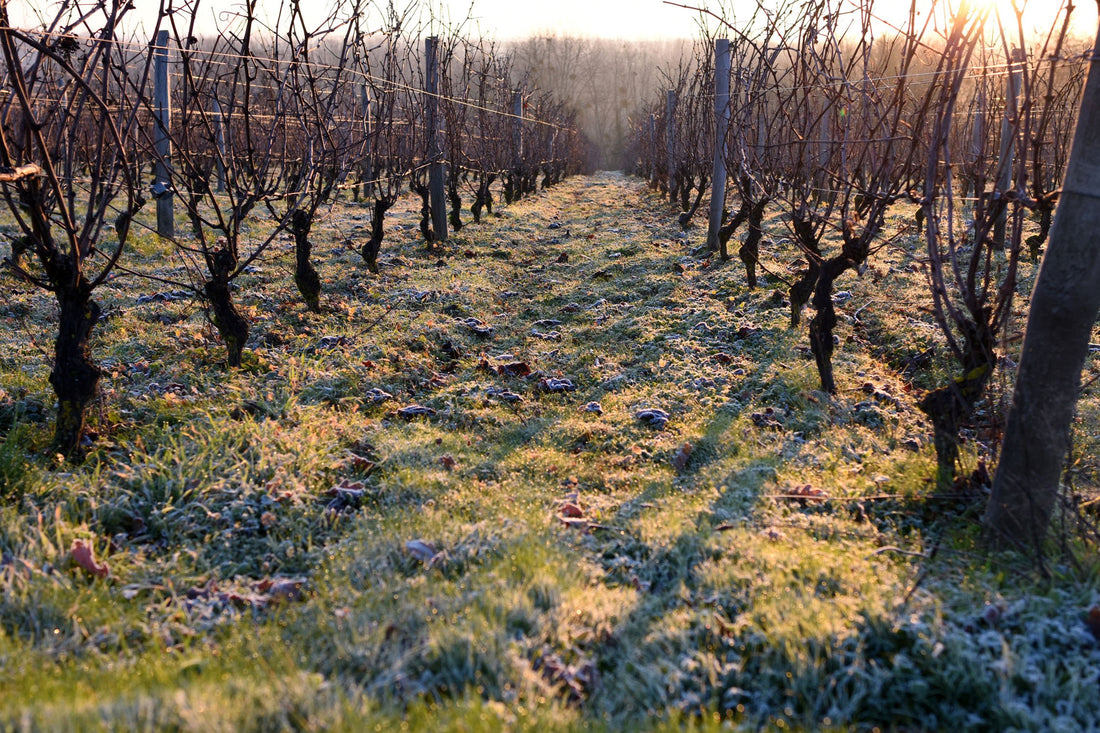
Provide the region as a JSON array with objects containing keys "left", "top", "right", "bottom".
[
  {"left": 153, "top": 30, "right": 174, "bottom": 238},
  {"left": 425, "top": 36, "right": 447, "bottom": 242},
  {"left": 987, "top": 25, "right": 1100, "bottom": 545},
  {"left": 706, "top": 38, "right": 731, "bottom": 252},
  {"left": 666, "top": 89, "right": 677, "bottom": 203},
  {"left": 648, "top": 114, "right": 657, "bottom": 187},
  {"left": 513, "top": 88, "right": 524, "bottom": 170},
  {"left": 993, "top": 47, "right": 1025, "bottom": 250},
  {"left": 212, "top": 98, "right": 226, "bottom": 193}
]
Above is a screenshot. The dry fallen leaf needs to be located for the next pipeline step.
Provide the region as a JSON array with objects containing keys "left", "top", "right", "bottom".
[
  {"left": 71, "top": 539, "right": 109, "bottom": 579},
  {"left": 258, "top": 577, "right": 307, "bottom": 603},
  {"left": 671, "top": 442, "right": 693, "bottom": 472},
  {"left": 559, "top": 502, "right": 585, "bottom": 518},
  {"left": 498, "top": 361, "right": 533, "bottom": 378},
  {"left": 1085, "top": 605, "right": 1100, "bottom": 641}
]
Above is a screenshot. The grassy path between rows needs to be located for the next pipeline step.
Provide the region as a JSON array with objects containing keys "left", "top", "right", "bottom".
[{"left": 2, "top": 172, "right": 1099, "bottom": 730}]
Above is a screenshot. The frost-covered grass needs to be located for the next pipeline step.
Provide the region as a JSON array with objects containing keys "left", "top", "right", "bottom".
[{"left": 1, "top": 173, "right": 1099, "bottom": 731}]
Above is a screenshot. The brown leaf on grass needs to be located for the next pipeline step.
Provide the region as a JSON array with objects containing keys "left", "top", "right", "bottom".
[
  {"left": 324, "top": 479, "right": 368, "bottom": 513},
  {"left": 71, "top": 539, "right": 109, "bottom": 579},
  {"left": 559, "top": 502, "right": 584, "bottom": 518},
  {"left": 439, "top": 455, "right": 457, "bottom": 471},
  {"left": 256, "top": 577, "right": 307, "bottom": 604},
  {"left": 339, "top": 450, "right": 377, "bottom": 474},
  {"left": 671, "top": 442, "right": 693, "bottom": 472},
  {"left": 787, "top": 484, "right": 828, "bottom": 503},
  {"left": 1086, "top": 605, "right": 1100, "bottom": 641},
  {"left": 498, "top": 361, "right": 533, "bottom": 378}
]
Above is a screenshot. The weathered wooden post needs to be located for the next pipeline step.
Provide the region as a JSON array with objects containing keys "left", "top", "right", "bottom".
[
  {"left": 212, "top": 98, "right": 226, "bottom": 193},
  {"left": 666, "top": 89, "right": 677, "bottom": 203},
  {"left": 512, "top": 88, "right": 524, "bottom": 170},
  {"left": 993, "top": 47, "right": 1025, "bottom": 250},
  {"left": 425, "top": 36, "right": 447, "bottom": 242},
  {"left": 358, "top": 83, "right": 372, "bottom": 202},
  {"left": 706, "top": 38, "right": 731, "bottom": 252},
  {"left": 153, "top": 29, "right": 174, "bottom": 238},
  {"left": 987, "top": 24, "right": 1100, "bottom": 546},
  {"left": 648, "top": 113, "right": 658, "bottom": 186},
  {"left": 969, "top": 83, "right": 986, "bottom": 201}
]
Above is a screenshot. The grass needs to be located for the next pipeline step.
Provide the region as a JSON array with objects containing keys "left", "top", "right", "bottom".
[{"left": 1, "top": 173, "right": 1099, "bottom": 730}]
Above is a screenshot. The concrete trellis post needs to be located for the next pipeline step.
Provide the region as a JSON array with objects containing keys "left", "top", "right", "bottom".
[
  {"left": 212, "top": 98, "right": 226, "bottom": 193},
  {"left": 152, "top": 30, "right": 174, "bottom": 238},
  {"left": 993, "top": 47, "right": 1025, "bottom": 250},
  {"left": 666, "top": 89, "right": 676, "bottom": 203},
  {"left": 425, "top": 36, "right": 447, "bottom": 242},
  {"left": 513, "top": 89, "right": 524, "bottom": 166},
  {"left": 706, "top": 39, "right": 731, "bottom": 252}
]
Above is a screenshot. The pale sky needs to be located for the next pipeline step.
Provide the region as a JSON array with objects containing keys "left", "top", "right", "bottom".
[{"left": 9, "top": 0, "right": 1098, "bottom": 40}]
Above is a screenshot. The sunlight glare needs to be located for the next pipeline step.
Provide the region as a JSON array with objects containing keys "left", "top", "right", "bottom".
[{"left": 861, "top": 0, "right": 1095, "bottom": 41}]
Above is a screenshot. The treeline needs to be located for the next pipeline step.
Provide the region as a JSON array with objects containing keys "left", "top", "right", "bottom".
[{"left": 510, "top": 35, "right": 690, "bottom": 169}]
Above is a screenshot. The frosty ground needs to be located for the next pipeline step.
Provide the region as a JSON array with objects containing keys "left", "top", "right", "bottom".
[{"left": 1, "top": 172, "right": 1099, "bottom": 730}]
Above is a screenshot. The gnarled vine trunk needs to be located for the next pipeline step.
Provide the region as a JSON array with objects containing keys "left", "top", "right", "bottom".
[
  {"left": 448, "top": 175, "right": 463, "bottom": 232},
  {"left": 290, "top": 209, "right": 321, "bottom": 312},
  {"left": 50, "top": 282, "right": 102, "bottom": 458},
  {"left": 204, "top": 247, "right": 248, "bottom": 368},
  {"left": 470, "top": 173, "right": 496, "bottom": 223},
  {"left": 919, "top": 321, "right": 995, "bottom": 487},
  {"left": 361, "top": 195, "right": 396, "bottom": 274},
  {"left": 739, "top": 198, "right": 768, "bottom": 290},
  {"left": 412, "top": 182, "right": 434, "bottom": 243}
]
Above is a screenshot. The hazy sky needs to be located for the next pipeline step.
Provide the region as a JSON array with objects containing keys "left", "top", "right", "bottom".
[
  {"left": 447, "top": 0, "right": 1096, "bottom": 40},
  {"left": 460, "top": 0, "right": 702, "bottom": 39},
  {"left": 9, "top": 0, "right": 1097, "bottom": 40}
]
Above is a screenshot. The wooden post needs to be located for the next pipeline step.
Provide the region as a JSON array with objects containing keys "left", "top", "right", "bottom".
[
  {"left": 152, "top": 30, "right": 174, "bottom": 238},
  {"left": 666, "top": 89, "right": 677, "bottom": 203},
  {"left": 648, "top": 113, "right": 657, "bottom": 186},
  {"left": 425, "top": 36, "right": 447, "bottom": 242},
  {"left": 512, "top": 88, "right": 524, "bottom": 166},
  {"left": 993, "top": 48, "right": 1025, "bottom": 250},
  {"left": 212, "top": 98, "right": 226, "bottom": 193},
  {"left": 706, "top": 39, "right": 731, "bottom": 252},
  {"left": 986, "top": 24, "right": 1100, "bottom": 546},
  {"left": 360, "top": 83, "right": 372, "bottom": 201},
  {"left": 965, "top": 82, "right": 986, "bottom": 207}
]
